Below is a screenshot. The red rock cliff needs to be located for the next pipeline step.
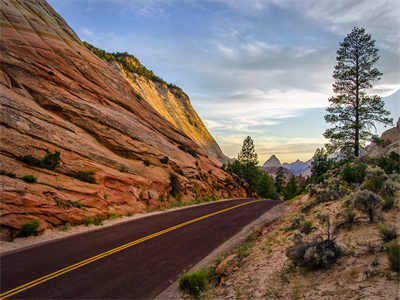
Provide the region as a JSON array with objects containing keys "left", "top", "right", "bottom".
[{"left": 0, "top": 0, "right": 247, "bottom": 239}]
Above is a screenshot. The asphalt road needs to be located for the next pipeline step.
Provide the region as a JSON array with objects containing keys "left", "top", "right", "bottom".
[{"left": 0, "top": 198, "right": 280, "bottom": 299}]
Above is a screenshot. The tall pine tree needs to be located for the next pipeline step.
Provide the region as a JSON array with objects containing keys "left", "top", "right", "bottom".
[
  {"left": 238, "top": 136, "right": 258, "bottom": 166},
  {"left": 324, "top": 27, "right": 392, "bottom": 157}
]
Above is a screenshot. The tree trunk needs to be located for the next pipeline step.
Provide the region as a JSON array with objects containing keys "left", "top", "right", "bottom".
[{"left": 355, "top": 55, "right": 360, "bottom": 157}]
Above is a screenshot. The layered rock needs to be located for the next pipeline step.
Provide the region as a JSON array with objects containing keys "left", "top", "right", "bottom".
[
  {"left": 367, "top": 118, "right": 400, "bottom": 157},
  {"left": 0, "top": 0, "right": 247, "bottom": 239}
]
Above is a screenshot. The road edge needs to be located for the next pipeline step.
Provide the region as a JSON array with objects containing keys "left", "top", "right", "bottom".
[
  {"left": 156, "top": 201, "right": 286, "bottom": 299},
  {"left": 0, "top": 198, "right": 247, "bottom": 257}
]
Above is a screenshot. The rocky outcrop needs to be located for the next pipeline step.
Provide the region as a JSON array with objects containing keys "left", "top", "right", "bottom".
[
  {"left": 0, "top": 0, "right": 247, "bottom": 239},
  {"left": 367, "top": 118, "right": 400, "bottom": 158}
]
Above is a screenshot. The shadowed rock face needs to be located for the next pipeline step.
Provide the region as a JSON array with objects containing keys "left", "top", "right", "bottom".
[{"left": 0, "top": 0, "right": 247, "bottom": 239}]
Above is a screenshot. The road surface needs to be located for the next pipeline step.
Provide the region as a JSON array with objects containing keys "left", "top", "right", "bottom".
[{"left": 1, "top": 198, "right": 280, "bottom": 299}]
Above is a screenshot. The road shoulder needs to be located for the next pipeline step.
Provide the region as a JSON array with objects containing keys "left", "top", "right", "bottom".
[{"left": 156, "top": 201, "right": 285, "bottom": 299}]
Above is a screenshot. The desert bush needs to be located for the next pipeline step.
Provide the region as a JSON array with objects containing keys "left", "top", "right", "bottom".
[
  {"left": 301, "top": 221, "right": 313, "bottom": 235},
  {"left": 344, "top": 207, "right": 356, "bottom": 229},
  {"left": 20, "top": 150, "right": 60, "bottom": 170},
  {"left": 362, "top": 167, "right": 388, "bottom": 194},
  {"left": 285, "top": 236, "right": 341, "bottom": 270},
  {"left": 71, "top": 201, "right": 83, "bottom": 209},
  {"left": 353, "top": 190, "right": 382, "bottom": 222},
  {"left": 21, "top": 220, "right": 39, "bottom": 237},
  {"left": 74, "top": 170, "right": 96, "bottom": 184},
  {"left": 378, "top": 223, "right": 397, "bottom": 242},
  {"left": 342, "top": 163, "right": 367, "bottom": 184},
  {"left": 377, "top": 151, "right": 400, "bottom": 174},
  {"left": 287, "top": 214, "right": 305, "bottom": 231},
  {"left": 41, "top": 151, "right": 61, "bottom": 170},
  {"left": 178, "top": 270, "right": 207, "bottom": 298},
  {"left": 380, "top": 179, "right": 399, "bottom": 199},
  {"left": 22, "top": 175, "right": 37, "bottom": 183},
  {"left": 386, "top": 240, "right": 400, "bottom": 272},
  {"left": 160, "top": 156, "right": 169, "bottom": 164},
  {"left": 303, "top": 177, "right": 349, "bottom": 212},
  {"left": 310, "top": 148, "right": 333, "bottom": 183},
  {"left": 382, "top": 197, "right": 396, "bottom": 211}
]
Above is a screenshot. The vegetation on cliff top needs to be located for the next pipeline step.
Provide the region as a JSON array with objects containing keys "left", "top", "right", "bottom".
[{"left": 83, "top": 41, "right": 183, "bottom": 93}]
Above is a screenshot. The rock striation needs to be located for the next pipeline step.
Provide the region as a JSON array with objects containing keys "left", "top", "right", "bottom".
[
  {"left": 367, "top": 118, "right": 400, "bottom": 157},
  {"left": 0, "top": 0, "right": 247, "bottom": 239}
]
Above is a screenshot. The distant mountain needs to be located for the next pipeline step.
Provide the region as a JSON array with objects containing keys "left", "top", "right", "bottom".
[
  {"left": 282, "top": 159, "right": 312, "bottom": 176},
  {"left": 261, "top": 155, "right": 312, "bottom": 177},
  {"left": 263, "top": 155, "right": 281, "bottom": 168}
]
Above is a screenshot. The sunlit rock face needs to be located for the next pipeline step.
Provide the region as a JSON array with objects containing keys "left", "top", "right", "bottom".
[
  {"left": 367, "top": 118, "right": 400, "bottom": 158},
  {"left": 0, "top": 0, "right": 247, "bottom": 238}
]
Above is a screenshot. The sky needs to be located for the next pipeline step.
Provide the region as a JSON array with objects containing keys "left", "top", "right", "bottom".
[{"left": 48, "top": 0, "right": 400, "bottom": 163}]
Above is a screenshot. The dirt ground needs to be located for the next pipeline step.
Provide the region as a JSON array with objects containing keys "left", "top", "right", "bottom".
[{"left": 208, "top": 194, "right": 400, "bottom": 300}]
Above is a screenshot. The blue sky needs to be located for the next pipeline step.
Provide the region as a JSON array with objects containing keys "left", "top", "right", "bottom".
[{"left": 48, "top": 0, "right": 399, "bottom": 163}]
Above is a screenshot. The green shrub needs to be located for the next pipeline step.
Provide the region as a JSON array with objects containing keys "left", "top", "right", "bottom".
[
  {"left": 382, "top": 197, "right": 395, "bottom": 211},
  {"left": 178, "top": 270, "right": 207, "bottom": 298},
  {"left": 41, "top": 151, "right": 60, "bottom": 170},
  {"left": 380, "top": 179, "right": 399, "bottom": 199},
  {"left": 94, "top": 216, "right": 105, "bottom": 226},
  {"left": 287, "top": 214, "right": 305, "bottom": 231},
  {"left": 21, "top": 220, "right": 39, "bottom": 237},
  {"left": 377, "top": 152, "right": 400, "bottom": 174},
  {"left": 386, "top": 240, "right": 400, "bottom": 272},
  {"left": 256, "top": 173, "right": 278, "bottom": 200},
  {"left": 285, "top": 237, "right": 341, "bottom": 270},
  {"left": 20, "top": 150, "right": 60, "bottom": 170},
  {"left": 22, "top": 175, "right": 37, "bottom": 183},
  {"left": 160, "top": 156, "right": 169, "bottom": 164},
  {"left": 353, "top": 190, "right": 382, "bottom": 222},
  {"left": 378, "top": 223, "right": 397, "bottom": 242},
  {"left": 362, "top": 167, "right": 388, "bottom": 194},
  {"left": 108, "top": 213, "right": 120, "bottom": 220},
  {"left": 342, "top": 163, "right": 367, "bottom": 184},
  {"left": 61, "top": 223, "right": 71, "bottom": 231},
  {"left": 74, "top": 171, "right": 96, "bottom": 184},
  {"left": 71, "top": 201, "right": 83, "bottom": 209},
  {"left": 237, "top": 242, "right": 254, "bottom": 261},
  {"left": 344, "top": 207, "right": 356, "bottom": 229},
  {"left": 83, "top": 217, "right": 94, "bottom": 226},
  {"left": 143, "top": 160, "right": 150, "bottom": 166},
  {"left": 301, "top": 221, "right": 313, "bottom": 235}
]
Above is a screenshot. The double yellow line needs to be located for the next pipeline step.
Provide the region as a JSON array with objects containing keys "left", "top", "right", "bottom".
[{"left": 0, "top": 199, "right": 260, "bottom": 299}]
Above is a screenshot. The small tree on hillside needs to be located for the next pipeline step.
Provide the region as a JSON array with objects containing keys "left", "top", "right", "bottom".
[
  {"left": 311, "top": 148, "right": 332, "bottom": 183},
  {"left": 238, "top": 136, "right": 258, "bottom": 166},
  {"left": 256, "top": 173, "right": 278, "bottom": 200},
  {"left": 283, "top": 176, "right": 298, "bottom": 200},
  {"left": 275, "top": 167, "right": 285, "bottom": 193},
  {"left": 324, "top": 27, "right": 392, "bottom": 157}
]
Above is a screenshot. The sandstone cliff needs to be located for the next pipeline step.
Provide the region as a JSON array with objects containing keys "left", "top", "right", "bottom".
[
  {"left": 0, "top": 0, "right": 247, "bottom": 239},
  {"left": 367, "top": 118, "right": 400, "bottom": 157}
]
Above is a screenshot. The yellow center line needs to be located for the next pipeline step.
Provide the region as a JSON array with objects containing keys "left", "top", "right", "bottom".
[{"left": 0, "top": 199, "right": 261, "bottom": 299}]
